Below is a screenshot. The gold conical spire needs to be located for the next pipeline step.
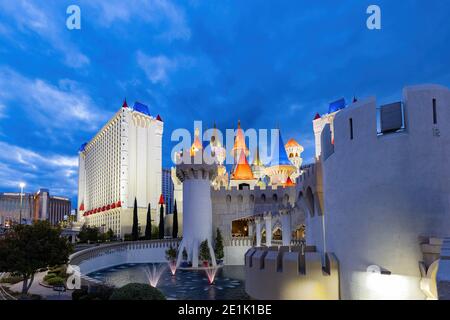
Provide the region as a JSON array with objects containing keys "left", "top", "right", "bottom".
[
  {"left": 252, "top": 146, "right": 263, "bottom": 166},
  {"left": 190, "top": 127, "right": 203, "bottom": 156}
]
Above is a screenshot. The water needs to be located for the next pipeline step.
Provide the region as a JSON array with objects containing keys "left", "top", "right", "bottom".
[{"left": 87, "top": 263, "right": 249, "bottom": 300}]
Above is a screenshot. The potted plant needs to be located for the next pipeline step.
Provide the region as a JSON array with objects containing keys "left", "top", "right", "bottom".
[
  {"left": 165, "top": 245, "right": 177, "bottom": 263},
  {"left": 214, "top": 228, "right": 224, "bottom": 265},
  {"left": 180, "top": 248, "right": 189, "bottom": 268},
  {"left": 199, "top": 239, "right": 211, "bottom": 267}
]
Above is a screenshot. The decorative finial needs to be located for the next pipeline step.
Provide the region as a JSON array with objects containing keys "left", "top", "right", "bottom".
[
  {"left": 237, "top": 119, "right": 241, "bottom": 129},
  {"left": 122, "top": 98, "right": 128, "bottom": 109}
]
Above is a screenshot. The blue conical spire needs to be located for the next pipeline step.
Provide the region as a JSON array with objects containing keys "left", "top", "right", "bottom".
[{"left": 269, "top": 129, "right": 292, "bottom": 166}]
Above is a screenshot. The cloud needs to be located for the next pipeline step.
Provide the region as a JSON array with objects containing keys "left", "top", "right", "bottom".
[
  {"left": 0, "top": 1, "right": 89, "bottom": 68},
  {"left": 0, "top": 141, "right": 78, "bottom": 197},
  {"left": 137, "top": 51, "right": 178, "bottom": 84},
  {"left": 85, "top": 0, "right": 191, "bottom": 41},
  {"left": 0, "top": 67, "right": 107, "bottom": 132},
  {"left": 0, "top": 104, "right": 6, "bottom": 119}
]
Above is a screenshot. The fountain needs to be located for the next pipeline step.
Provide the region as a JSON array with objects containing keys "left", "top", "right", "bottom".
[
  {"left": 168, "top": 260, "right": 177, "bottom": 275},
  {"left": 204, "top": 266, "right": 218, "bottom": 284},
  {"left": 143, "top": 263, "right": 167, "bottom": 287}
]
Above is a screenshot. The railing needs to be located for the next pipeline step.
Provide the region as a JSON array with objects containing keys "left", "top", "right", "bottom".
[
  {"left": 227, "top": 238, "right": 305, "bottom": 247},
  {"left": 69, "top": 239, "right": 180, "bottom": 266},
  {"left": 228, "top": 237, "right": 253, "bottom": 247}
]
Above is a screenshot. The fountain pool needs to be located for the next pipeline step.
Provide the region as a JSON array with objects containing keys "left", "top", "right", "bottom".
[{"left": 87, "top": 264, "right": 249, "bottom": 300}]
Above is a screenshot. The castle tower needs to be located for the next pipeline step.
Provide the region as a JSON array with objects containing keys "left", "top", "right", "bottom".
[
  {"left": 285, "top": 138, "right": 304, "bottom": 180},
  {"left": 210, "top": 123, "right": 229, "bottom": 189},
  {"left": 265, "top": 129, "right": 296, "bottom": 186},
  {"left": 251, "top": 146, "right": 266, "bottom": 180},
  {"left": 229, "top": 121, "right": 256, "bottom": 189},
  {"left": 231, "top": 120, "right": 249, "bottom": 160},
  {"left": 176, "top": 160, "right": 218, "bottom": 268}
]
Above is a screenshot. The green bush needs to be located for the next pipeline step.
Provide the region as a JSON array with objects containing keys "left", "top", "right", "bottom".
[
  {"left": 43, "top": 273, "right": 57, "bottom": 281},
  {"left": 72, "top": 288, "right": 88, "bottom": 300},
  {"left": 109, "top": 283, "right": 166, "bottom": 300},
  {"left": 72, "top": 285, "right": 114, "bottom": 300},
  {"left": 124, "top": 234, "right": 132, "bottom": 241},
  {"left": 0, "top": 275, "right": 23, "bottom": 284},
  {"left": 46, "top": 276, "right": 65, "bottom": 286}
]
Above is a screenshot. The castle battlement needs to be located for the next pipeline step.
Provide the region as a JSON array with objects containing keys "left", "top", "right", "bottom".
[{"left": 244, "top": 246, "right": 339, "bottom": 299}]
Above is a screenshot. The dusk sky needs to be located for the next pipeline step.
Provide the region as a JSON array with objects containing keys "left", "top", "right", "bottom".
[{"left": 0, "top": 0, "right": 449, "bottom": 207}]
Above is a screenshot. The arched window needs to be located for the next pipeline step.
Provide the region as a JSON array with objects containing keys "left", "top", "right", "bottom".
[
  {"left": 226, "top": 195, "right": 232, "bottom": 203},
  {"left": 272, "top": 194, "right": 278, "bottom": 202},
  {"left": 261, "top": 194, "right": 266, "bottom": 202}
]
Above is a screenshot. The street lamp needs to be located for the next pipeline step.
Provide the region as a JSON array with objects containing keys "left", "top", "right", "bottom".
[{"left": 19, "top": 182, "right": 26, "bottom": 225}]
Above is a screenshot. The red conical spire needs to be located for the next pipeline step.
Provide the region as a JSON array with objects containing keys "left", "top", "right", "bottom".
[
  {"left": 156, "top": 114, "right": 163, "bottom": 122},
  {"left": 122, "top": 99, "right": 129, "bottom": 109},
  {"left": 159, "top": 194, "right": 165, "bottom": 205},
  {"left": 314, "top": 113, "right": 321, "bottom": 120}
]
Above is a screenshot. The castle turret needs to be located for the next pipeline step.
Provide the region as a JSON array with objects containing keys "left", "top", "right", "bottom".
[
  {"left": 176, "top": 159, "right": 218, "bottom": 268},
  {"left": 265, "top": 129, "right": 296, "bottom": 186},
  {"left": 285, "top": 138, "right": 304, "bottom": 180}
]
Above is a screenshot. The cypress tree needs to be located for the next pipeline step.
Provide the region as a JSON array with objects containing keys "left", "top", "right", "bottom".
[
  {"left": 172, "top": 200, "right": 178, "bottom": 239},
  {"left": 144, "top": 203, "right": 152, "bottom": 240},
  {"left": 132, "top": 197, "right": 139, "bottom": 241},
  {"left": 159, "top": 203, "right": 165, "bottom": 239}
]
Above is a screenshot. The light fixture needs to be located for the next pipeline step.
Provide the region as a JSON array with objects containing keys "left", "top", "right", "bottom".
[
  {"left": 367, "top": 264, "right": 391, "bottom": 275},
  {"left": 19, "top": 182, "right": 26, "bottom": 189}
]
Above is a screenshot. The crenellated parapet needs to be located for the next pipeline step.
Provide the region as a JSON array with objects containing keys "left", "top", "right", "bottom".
[
  {"left": 176, "top": 161, "right": 218, "bottom": 182},
  {"left": 244, "top": 246, "right": 339, "bottom": 300}
]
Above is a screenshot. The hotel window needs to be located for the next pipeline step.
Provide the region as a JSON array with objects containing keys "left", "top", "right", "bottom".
[{"left": 433, "top": 98, "right": 437, "bottom": 124}]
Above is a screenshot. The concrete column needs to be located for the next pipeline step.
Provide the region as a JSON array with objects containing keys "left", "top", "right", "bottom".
[
  {"left": 264, "top": 213, "right": 272, "bottom": 246},
  {"left": 255, "top": 218, "right": 262, "bottom": 247},
  {"left": 281, "top": 211, "right": 292, "bottom": 246}
]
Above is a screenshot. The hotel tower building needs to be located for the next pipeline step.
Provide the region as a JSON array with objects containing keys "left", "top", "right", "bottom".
[{"left": 77, "top": 101, "right": 163, "bottom": 238}]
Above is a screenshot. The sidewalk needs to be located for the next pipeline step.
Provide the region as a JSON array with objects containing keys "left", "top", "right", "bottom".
[{"left": 8, "top": 271, "right": 73, "bottom": 300}]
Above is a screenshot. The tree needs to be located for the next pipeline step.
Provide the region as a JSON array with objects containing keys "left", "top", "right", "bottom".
[
  {"left": 78, "top": 224, "right": 100, "bottom": 243},
  {"left": 144, "top": 203, "right": 152, "bottom": 240},
  {"left": 199, "top": 239, "right": 211, "bottom": 262},
  {"left": 172, "top": 200, "right": 178, "bottom": 239},
  {"left": 132, "top": 197, "right": 139, "bottom": 241},
  {"left": 214, "top": 228, "right": 224, "bottom": 260},
  {"left": 106, "top": 228, "right": 114, "bottom": 241},
  {"left": 0, "top": 221, "right": 73, "bottom": 294},
  {"left": 165, "top": 245, "right": 177, "bottom": 261},
  {"left": 158, "top": 203, "right": 164, "bottom": 239},
  {"left": 109, "top": 283, "right": 165, "bottom": 300}
]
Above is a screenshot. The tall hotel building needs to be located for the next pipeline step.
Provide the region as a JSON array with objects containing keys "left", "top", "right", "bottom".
[{"left": 77, "top": 101, "right": 163, "bottom": 238}]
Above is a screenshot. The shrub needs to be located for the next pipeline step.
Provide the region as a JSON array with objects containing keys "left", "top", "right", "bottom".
[
  {"left": 72, "top": 285, "right": 114, "bottom": 300},
  {"left": 109, "top": 283, "right": 166, "bottom": 300},
  {"left": 72, "top": 288, "right": 88, "bottom": 300},
  {"left": 44, "top": 273, "right": 57, "bottom": 281},
  {"left": 46, "top": 276, "right": 65, "bottom": 286},
  {"left": 165, "top": 245, "right": 177, "bottom": 261},
  {"left": 199, "top": 239, "right": 211, "bottom": 262},
  {"left": 0, "top": 275, "right": 23, "bottom": 284},
  {"left": 124, "top": 234, "right": 132, "bottom": 241}
]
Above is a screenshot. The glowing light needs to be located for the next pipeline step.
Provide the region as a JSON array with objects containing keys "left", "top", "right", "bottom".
[
  {"left": 363, "top": 271, "right": 414, "bottom": 299},
  {"left": 143, "top": 263, "right": 166, "bottom": 287},
  {"left": 168, "top": 260, "right": 177, "bottom": 276},
  {"left": 205, "top": 267, "right": 218, "bottom": 285},
  {"left": 19, "top": 182, "right": 26, "bottom": 189}
]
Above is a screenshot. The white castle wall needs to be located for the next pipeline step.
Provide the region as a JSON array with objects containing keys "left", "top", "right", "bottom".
[
  {"left": 211, "top": 185, "right": 302, "bottom": 265},
  {"left": 312, "top": 84, "right": 450, "bottom": 299}
]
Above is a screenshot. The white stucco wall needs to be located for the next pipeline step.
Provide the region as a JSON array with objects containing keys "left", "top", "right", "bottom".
[{"left": 314, "top": 84, "right": 450, "bottom": 299}]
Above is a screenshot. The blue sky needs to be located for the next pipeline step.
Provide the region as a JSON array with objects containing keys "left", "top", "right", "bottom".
[{"left": 0, "top": 0, "right": 449, "bottom": 207}]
